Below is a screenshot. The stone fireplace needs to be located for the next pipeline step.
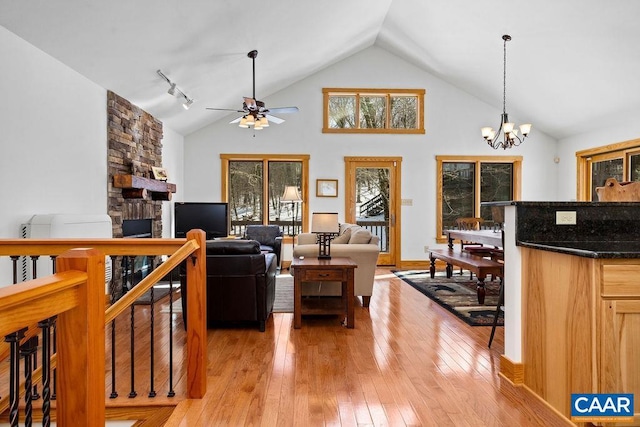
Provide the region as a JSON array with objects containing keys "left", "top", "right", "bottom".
[
  {"left": 106, "top": 90, "right": 164, "bottom": 238},
  {"left": 106, "top": 91, "right": 165, "bottom": 295}
]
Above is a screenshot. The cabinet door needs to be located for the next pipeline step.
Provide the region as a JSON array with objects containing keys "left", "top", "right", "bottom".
[{"left": 600, "top": 299, "right": 640, "bottom": 423}]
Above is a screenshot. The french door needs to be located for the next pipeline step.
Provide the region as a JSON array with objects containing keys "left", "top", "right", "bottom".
[{"left": 344, "top": 157, "right": 401, "bottom": 266}]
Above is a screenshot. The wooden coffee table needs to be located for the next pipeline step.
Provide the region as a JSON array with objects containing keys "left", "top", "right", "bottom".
[{"left": 291, "top": 256, "right": 357, "bottom": 329}]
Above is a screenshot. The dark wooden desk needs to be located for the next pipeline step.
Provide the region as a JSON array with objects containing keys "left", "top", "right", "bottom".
[{"left": 291, "top": 257, "right": 357, "bottom": 329}]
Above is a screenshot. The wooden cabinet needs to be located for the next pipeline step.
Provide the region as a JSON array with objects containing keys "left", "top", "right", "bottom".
[{"left": 522, "top": 249, "right": 640, "bottom": 426}]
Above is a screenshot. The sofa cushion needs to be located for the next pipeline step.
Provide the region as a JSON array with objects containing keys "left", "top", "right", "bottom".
[
  {"left": 332, "top": 227, "right": 352, "bottom": 244},
  {"left": 349, "top": 228, "right": 372, "bottom": 244}
]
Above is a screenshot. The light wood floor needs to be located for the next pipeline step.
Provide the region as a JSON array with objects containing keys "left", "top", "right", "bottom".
[{"left": 162, "top": 269, "right": 567, "bottom": 427}]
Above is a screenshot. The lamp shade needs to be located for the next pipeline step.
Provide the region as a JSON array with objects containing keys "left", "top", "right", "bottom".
[
  {"left": 311, "top": 212, "right": 339, "bottom": 233},
  {"left": 281, "top": 186, "right": 302, "bottom": 202}
]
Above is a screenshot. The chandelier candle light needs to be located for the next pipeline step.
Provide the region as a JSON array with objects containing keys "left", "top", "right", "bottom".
[{"left": 481, "top": 35, "right": 532, "bottom": 149}]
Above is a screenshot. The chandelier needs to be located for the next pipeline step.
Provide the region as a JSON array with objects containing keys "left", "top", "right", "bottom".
[{"left": 481, "top": 35, "right": 532, "bottom": 149}]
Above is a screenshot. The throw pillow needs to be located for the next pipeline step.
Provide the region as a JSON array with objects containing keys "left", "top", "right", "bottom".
[
  {"left": 332, "top": 227, "right": 352, "bottom": 244},
  {"left": 348, "top": 228, "right": 372, "bottom": 244},
  {"left": 339, "top": 223, "right": 357, "bottom": 235}
]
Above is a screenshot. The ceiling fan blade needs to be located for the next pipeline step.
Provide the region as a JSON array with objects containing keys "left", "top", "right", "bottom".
[
  {"left": 207, "top": 107, "right": 245, "bottom": 112},
  {"left": 265, "top": 114, "right": 285, "bottom": 124},
  {"left": 229, "top": 116, "right": 243, "bottom": 124},
  {"left": 266, "top": 106, "right": 299, "bottom": 114}
]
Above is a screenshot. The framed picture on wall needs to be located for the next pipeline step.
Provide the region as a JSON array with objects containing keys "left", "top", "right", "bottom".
[
  {"left": 151, "top": 166, "right": 168, "bottom": 181},
  {"left": 316, "top": 179, "right": 338, "bottom": 197}
]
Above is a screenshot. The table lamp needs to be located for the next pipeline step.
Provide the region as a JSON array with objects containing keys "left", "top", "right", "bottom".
[{"left": 311, "top": 212, "right": 339, "bottom": 259}]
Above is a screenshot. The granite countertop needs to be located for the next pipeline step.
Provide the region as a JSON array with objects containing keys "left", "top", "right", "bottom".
[{"left": 517, "top": 241, "right": 640, "bottom": 259}]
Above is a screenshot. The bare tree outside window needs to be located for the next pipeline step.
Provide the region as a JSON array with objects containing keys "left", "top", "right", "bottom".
[
  {"left": 442, "top": 163, "right": 475, "bottom": 230},
  {"left": 323, "top": 88, "right": 424, "bottom": 133},
  {"left": 228, "top": 159, "right": 303, "bottom": 236},
  {"left": 229, "top": 161, "right": 263, "bottom": 224},
  {"left": 328, "top": 96, "right": 356, "bottom": 128},
  {"left": 390, "top": 96, "right": 417, "bottom": 129},
  {"left": 359, "top": 96, "right": 386, "bottom": 128}
]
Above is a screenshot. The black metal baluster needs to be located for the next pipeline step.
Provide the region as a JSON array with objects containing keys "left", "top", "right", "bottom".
[
  {"left": 21, "top": 336, "right": 38, "bottom": 427},
  {"left": 167, "top": 269, "right": 175, "bottom": 397},
  {"left": 129, "top": 258, "right": 137, "bottom": 398},
  {"left": 5, "top": 328, "right": 26, "bottom": 427},
  {"left": 51, "top": 320, "right": 57, "bottom": 401},
  {"left": 39, "top": 317, "right": 55, "bottom": 427},
  {"left": 10, "top": 255, "right": 19, "bottom": 284},
  {"left": 109, "top": 255, "right": 119, "bottom": 399},
  {"left": 30, "top": 336, "right": 40, "bottom": 401},
  {"left": 31, "top": 255, "right": 39, "bottom": 279}
]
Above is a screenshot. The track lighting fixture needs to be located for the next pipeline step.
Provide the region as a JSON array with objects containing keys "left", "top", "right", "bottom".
[{"left": 157, "top": 69, "right": 195, "bottom": 110}]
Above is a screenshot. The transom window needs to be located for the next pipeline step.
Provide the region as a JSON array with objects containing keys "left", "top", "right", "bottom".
[
  {"left": 436, "top": 155, "right": 522, "bottom": 242},
  {"left": 323, "top": 88, "right": 425, "bottom": 134},
  {"left": 221, "top": 154, "right": 309, "bottom": 237}
]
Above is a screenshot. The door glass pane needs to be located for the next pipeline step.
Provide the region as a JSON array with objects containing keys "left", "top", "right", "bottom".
[
  {"left": 359, "top": 96, "right": 386, "bottom": 128},
  {"left": 390, "top": 96, "right": 417, "bottom": 129},
  {"left": 442, "top": 163, "right": 475, "bottom": 231},
  {"left": 355, "top": 167, "right": 390, "bottom": 253},
  {"left": 229, "top": 161, "right": 263, "bottom": 235},
  {"left": 268, "top": 161, "right": 302, "bottom": 236},
  {"left": 591, "top": 158, "right": 623, "bottom": 201},
  {"left": 328, "top": 95, "right": 356, "bottom": 128},
  {"left": 629, "top": 153, "right": 640, "bottom": 182},
  {"left": 480, "top": 163, "right": 513, "bottom": 226}
]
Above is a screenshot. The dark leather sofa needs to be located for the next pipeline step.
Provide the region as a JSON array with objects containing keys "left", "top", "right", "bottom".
[{"left": 181, "top": 239, "right": 277, "bottom": 332}]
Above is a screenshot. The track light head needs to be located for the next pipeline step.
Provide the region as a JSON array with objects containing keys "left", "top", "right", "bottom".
[
  {"left": 182, "top": 98, "right": 194, "bottom": 110},
  {"left": 168, "top": 83, "right": 177, "bottom": 96}
]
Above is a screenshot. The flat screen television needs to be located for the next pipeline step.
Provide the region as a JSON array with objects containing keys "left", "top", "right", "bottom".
[{"left": 174, "top": 202, "right": 230, "bottom": 239}]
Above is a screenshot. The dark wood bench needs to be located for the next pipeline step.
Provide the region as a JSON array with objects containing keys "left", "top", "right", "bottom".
[{"left": 429, "top": 248, "right": 503, "bottom": 304}]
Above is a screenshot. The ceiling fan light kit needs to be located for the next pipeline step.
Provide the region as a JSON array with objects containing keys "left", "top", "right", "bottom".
[
  {"left": 157, "top": 69, "right": 195, "bottom": 110},
  {"left": 481, "top": 35, "right": 532, "bottom": 150},
  {"left": 206, "top": 49, "right": 299, "bottom": 131}
]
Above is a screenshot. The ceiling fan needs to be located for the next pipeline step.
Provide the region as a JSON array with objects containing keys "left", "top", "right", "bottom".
[{"left": 206, "top": 50, "right": 299, "bottom": 129}]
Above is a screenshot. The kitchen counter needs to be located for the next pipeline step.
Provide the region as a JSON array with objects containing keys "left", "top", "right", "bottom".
[{"left": 518, "top": 240, "right": 640, "bottom": 258}]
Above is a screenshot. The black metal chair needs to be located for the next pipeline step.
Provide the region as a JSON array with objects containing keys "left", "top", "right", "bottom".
[{"left": 244, "top": 225, "right": 283, "bottom": 268}]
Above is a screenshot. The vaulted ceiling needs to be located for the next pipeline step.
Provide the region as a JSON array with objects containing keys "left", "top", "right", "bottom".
[{"left": 2, "top": 0, "right": 639, "bottom": 139}]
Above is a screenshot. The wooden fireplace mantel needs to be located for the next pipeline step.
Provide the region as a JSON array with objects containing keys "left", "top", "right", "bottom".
[{"left": 113, "top": 174, "right": 176, "bottom": 200}]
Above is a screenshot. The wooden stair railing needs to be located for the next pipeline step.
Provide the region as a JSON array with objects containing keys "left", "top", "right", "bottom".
[
  {"left": 0, "top": 229, "right": 207, "bottom": 423},
  {"left": 0, "top": 248, "right": 105, "bottom": 426}
]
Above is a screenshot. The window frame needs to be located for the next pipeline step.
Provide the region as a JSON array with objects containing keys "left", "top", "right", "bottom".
[
  {"left": 576, "top": 138, "right": 640, "bottom": 201},
  {"left": 220, "top": 154, "right": 310, "bottom": 235},
  {"left": 435, "top": 155, "right": 522, "bottom": 243},
  {"left": 322, "top": 88, "right": 425, "bottom": 134}
]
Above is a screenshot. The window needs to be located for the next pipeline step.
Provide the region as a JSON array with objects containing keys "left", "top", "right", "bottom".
[
  {"left": 576, "top": 138, "right": 640, "bottom": 201},
  {"left": 221, "top": 154, "right": 309, "bottom": 237},
  {"left": 436, "top": 155, "right": 522, "bottom": 242},
  {"left": 323, "top": 88, "right": 425, "bottom": 134}
]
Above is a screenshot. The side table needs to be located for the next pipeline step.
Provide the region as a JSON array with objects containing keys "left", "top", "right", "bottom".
[{"left": 291, "top": 256, "right": 357, "bottom": 329}]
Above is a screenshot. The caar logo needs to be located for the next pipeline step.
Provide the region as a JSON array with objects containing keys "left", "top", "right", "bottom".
[{"left": 571, "top": 393, "right": 634, "bottom": 422}]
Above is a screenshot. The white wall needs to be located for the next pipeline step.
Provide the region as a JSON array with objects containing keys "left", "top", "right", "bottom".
[
  {"left": 161, "top": 126, "right": 185, "bottom": 238},
  {"left": 184, "top": 46, "right": 559, "bottom": 261},
  {"left": 0, "top": 24, "right": 185, "bottom": 282}
]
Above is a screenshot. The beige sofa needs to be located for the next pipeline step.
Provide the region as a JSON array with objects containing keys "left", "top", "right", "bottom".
[{"left": 292, "top": 223, "right": 380, "bottom": 307}]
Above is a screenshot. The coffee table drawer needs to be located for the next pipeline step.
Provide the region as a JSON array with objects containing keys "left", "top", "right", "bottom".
[{"left": 302, "top": 269, "right": 345, "bottom": 281}]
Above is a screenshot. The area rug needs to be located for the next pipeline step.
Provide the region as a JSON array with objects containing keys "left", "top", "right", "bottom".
[
  {"left": 393, "top": 270, "right": 503, "bottom": 327},
  {"left": 273, "top": 274, "right": 294, "bottom": 313}
]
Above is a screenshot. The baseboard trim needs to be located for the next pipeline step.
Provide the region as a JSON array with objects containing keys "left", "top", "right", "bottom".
[{"left": 499, "top": 354, "right": 524, "bottom": 384}]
